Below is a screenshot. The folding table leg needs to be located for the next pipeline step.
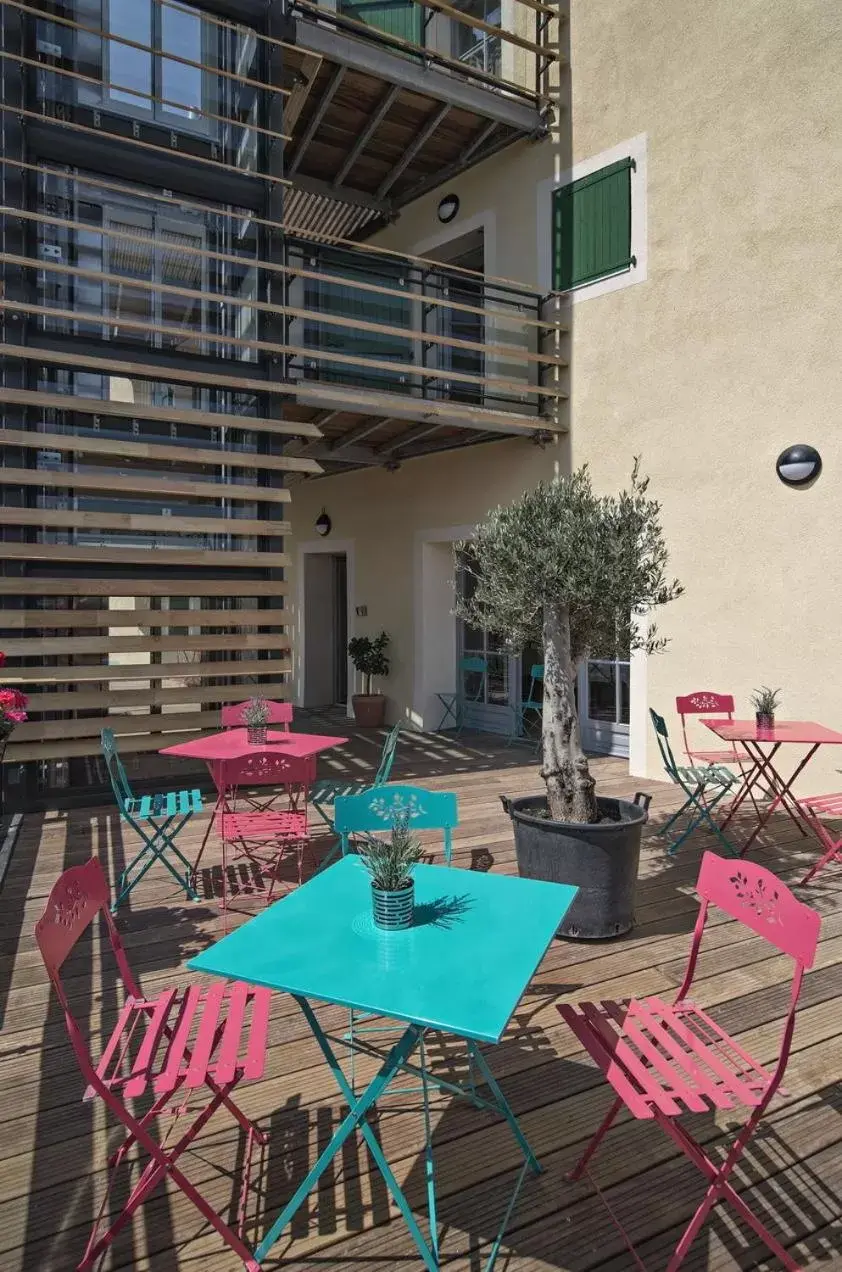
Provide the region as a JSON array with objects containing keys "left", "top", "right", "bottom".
[{"left": 254, "top": 1005, "right": 437, "bottom": 1269}]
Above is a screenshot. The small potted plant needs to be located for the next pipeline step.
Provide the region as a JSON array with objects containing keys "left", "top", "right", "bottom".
[
  {"left": 241, "top": 696, "right": 270, "bottom": 745},
  {"left": 357, "top": 811, "right": 424, "bottom": 931},
  {"left": 0, "top": 653, "right": 28, "bottom": 763},
  {"left": 348, "top": 631, "right": 390, "bottom": 727},
  {"left": 458, "top": 462, "right": 682, "bottom": 940},
  {"left": 751, "top": 686, "right": 781, "bottom": 733}
]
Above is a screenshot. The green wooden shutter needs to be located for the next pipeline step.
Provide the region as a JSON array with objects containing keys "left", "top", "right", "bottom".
[
  {"left": 552, "top": 157, "right": 636, "bottom": 292},
  {"left": 338, "top": 0, "right": 422, "bottom": 43}
]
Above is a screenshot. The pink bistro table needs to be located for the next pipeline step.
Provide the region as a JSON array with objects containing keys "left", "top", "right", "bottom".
[
  {"left": 161, "top": 727, "right": 348, "bottom": 872},
  {"left": 703, "top": 718, "right": 842, "bottom": 856}
]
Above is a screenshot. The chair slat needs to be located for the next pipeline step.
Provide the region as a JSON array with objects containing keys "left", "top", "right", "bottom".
[
  {"left": 124, "top": 988, "right": 180, "bottom": 1098},
  {"left": 243, "top": 989, "right": 272, "bottom": 1081},
  {"left": 156, "top": 983, "right": 203, "bottom": 1093},
  {"left": 84, "top": 996, "right": 138, "bottom": 1101},
  {"left": 137, "top": 795, "right": 153, "bottom": 819},
  {"left": 214, "top": 981, "right": 250, "bottom": 1085},
  {"left": 186, "top": 983, "right": 228, "bottom": 1088}
]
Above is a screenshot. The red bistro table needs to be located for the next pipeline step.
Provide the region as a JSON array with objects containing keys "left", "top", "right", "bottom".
[
  {"left": 703, "top": 719, "right": 842, "bottom": 855},
  {"left": 161, "top": 727, "right": 348, "bottom": 870}
]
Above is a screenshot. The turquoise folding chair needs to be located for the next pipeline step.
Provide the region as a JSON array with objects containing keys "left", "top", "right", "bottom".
[
  {"left": 435, "top": 655, "right": 487, "bottom": 734},
  {"left": 334, "top": 783, "right": 460, "bottom": 1095},
  {"left": 310, "top": 721, "right": 400, "bottom": 842},
  {"left": 650, "top": 710, "right": 738, "bottom": 857},
  {"left": 101, "top": 728, "right": 202, "bottom": 911},
  {"left": 509, "top": 663, "right": 543, "bottom": 748}
]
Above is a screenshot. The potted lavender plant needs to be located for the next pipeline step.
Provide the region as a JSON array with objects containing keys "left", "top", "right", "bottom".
[
  {"left": 242, "top": 696, "right": 270, "bottom": 745},
  {"left": 357, "top": 811, "right": 424, "bottom": 931}
]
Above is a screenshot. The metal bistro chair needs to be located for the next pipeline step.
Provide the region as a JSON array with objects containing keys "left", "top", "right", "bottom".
[
  {"left": 558, "top": 851, "right": 821, "bottom": 1272},
  {"left": 36, "top": 857, "right": 270, "bottom": 1271},
  {"left": 309, "top": 720, "right": 401, "bottom": 840},
  {"left": 677, "top": 690, "right": 771, "bottom": 815},
  {"left": 435, "top": 655, "right": 487, "bottom": 734},
  {"left": 650, "top": 709, "right": 739, "bottom": 857},
  {"left": 213, "top": 751, "right": 310, "bottom": 926},
  {"left": 508, "top": 663, "right": 543, "bottom": 749},
  {"left": 101, "top": 728, "right": 200, "bottom": 911},
  {"left": 334, "top": 783, "right": 459, "bottom": 1095}
]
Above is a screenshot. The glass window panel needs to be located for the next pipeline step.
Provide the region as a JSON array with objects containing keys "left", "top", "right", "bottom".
[
  {"left": 587, "top": 659, "right": 617, "bottom": 723},
  {"left": 108, "top": 0, "right": 153, "bottom": 108},
  {"left": 486, "top": 653, "right": 508, "bottom": 705},
  {"left": 619, "top": 661, "right": 630, "bottom": 725},
  {"left": 160, "top": 4, "right": 204, "bottom": 119}
]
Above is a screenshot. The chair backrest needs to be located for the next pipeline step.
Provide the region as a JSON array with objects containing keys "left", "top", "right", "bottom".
[
  {"left": 676, "top": 691, "right": 735, "bottom": 759},
  {"left": 35, "top": 858, "right": 136, "bottom": 1017},
  {"left": 696, "top": 850, "right": 820, "bottom": 967},
  {"left": 221, "top": 700, "right": 293, "bottom": 730},
  {"left": 101, "top": 727, "right": 133, "bottom": 810},
  {"left": 335, "top": 783, "right": 459, "bottom": 861},
  {"left": 649, "top": 708, "right": 680, "bottom": 778},
  {"left": 217, "top": 750, "right": 306, "bottom": 795},
  {"left": 373, "top": 721, "right": 401, "bottom": 786}
]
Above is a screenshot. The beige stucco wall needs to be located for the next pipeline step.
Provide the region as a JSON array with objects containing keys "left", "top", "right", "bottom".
[{"left": 289, "top": 0, "right": 842, "bottom": 793}]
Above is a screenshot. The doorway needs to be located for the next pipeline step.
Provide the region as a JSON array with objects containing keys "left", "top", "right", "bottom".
[
  {"left": 455, "top": 551, "right": 517, "bottom": 733},
  {"left": 425, "top": 227, "right": 484, "bottom": 407},
  {"left": 302, "top": 551, "right": 348, "bottom": 709}
]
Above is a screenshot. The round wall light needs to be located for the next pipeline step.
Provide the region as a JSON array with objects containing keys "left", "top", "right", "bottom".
[
  {"left": 437, "top": 193, "right": 460, "bottom": 224},
  {"left": 315, "top": 509, "right": 332, "bottom": 537},
  {"left": 775, "top": 444, "right": 822, "bottom": 488}
]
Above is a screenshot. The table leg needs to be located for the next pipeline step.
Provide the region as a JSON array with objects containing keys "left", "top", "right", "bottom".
[
  {"left": 735, "top": 743, "right": 818, "bottom": 856},
  {"left": 719, "top": 744, "right": 781, "bottom": 831},
  {"left": 254, "top": 1003, "right": 438, "bottom": 1270}
]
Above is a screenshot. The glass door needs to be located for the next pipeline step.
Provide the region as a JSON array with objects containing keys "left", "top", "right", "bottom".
[
  {"left": 456, "top": 555, "right": 517, "bottom": 733},
  {"left": 578, "top": 657, "right": 630, "bottom": 757}
]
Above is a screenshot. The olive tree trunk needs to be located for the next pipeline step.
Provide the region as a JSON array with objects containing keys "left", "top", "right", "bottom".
[{"left": 541, "top": 601, "right": 599, "bottom": 823}]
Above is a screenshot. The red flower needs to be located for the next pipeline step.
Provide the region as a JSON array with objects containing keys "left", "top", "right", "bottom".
[
  {"left": 5, "top": 709, "right": 26, "bottom": 723},
  {"left": 0, "top": 688, "right": 27, "bottom": 710},
  {"left": 0, "top": 652, "right": 5, "bottom": 667}
]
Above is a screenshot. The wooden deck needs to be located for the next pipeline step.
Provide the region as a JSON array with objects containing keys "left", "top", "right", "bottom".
[{"left": 1, "top": 721, "right": 841, "bottom": 1272}]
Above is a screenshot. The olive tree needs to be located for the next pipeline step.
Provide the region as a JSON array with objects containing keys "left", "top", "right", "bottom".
[{"left": 455, "top": 463, "right": 682, "bottom": 824}]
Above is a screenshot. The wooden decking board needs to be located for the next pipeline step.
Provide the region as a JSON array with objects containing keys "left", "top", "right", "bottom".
[{"left": 0, "top": 726, "right": 839, "bottom": 1271}]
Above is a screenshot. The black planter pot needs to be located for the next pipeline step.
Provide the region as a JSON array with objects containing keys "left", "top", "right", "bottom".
[{"left": 501, "top": 792, "right": 651, "bottom": 940}]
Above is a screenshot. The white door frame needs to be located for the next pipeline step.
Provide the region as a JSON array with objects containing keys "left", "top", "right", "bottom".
[
  {"left": 413, "top": 524, "right": 473, "bottom": 730},
  {"left": 295, "top": 538, "right": 355, "bottom": 716}
]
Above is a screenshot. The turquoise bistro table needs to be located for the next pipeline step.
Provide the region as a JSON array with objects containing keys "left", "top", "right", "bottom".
[{"left": 188, "top": 856, "right": 576, "bottom": 1269}]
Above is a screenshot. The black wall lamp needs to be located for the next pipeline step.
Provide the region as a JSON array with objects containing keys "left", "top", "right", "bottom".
[
  {"left": 775, "top": 444, "right": 822, "bottom": 488},
  {"left": 437, "top": 193, "right": 459, "bottom": 224},
  {"left": 315, "top": 509, "right": 332, "bottom": 536}
]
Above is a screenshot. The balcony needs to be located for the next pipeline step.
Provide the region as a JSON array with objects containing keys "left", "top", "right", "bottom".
[
  {"left": 5, "top": 0, "right": 560, "bottom": 234},
  {"left": 286, "top": 0, "right": 561, "bottom": 215}
]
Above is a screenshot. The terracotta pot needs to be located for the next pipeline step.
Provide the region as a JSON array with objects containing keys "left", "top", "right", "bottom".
[{"left": 352, "top": 694, "right": 387, "bottom": 728}]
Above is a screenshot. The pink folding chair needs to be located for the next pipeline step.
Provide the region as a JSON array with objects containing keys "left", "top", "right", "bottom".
[
  {"left": 676, "top": 691, "right": 742, "bottom": 767},
  {"left": 799, "top": 794, "right": 842, "bottom": 884},
  {"left": 35, "top": 858, "right": 270, "bottom": 1271},
  {"left": 214, "top": 751, "right": 309, "bottom": 922},
  {"left": 557, "top": 851, "right": 820, "bottom": 1272},
  {"left": 221, "top": 700, "right": 293, "bottom": 730}
]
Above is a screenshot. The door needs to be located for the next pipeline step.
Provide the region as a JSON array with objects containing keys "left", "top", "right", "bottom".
[
  {"left": 578, "top": 657, "right": 630, "bottom": 757},
  {"left": 429, "top": 228, "right": 484, "bottom": 406},
  {"left": 456, "top": 554, "right": 517, "bottom": 733},
  {"left": 303, "top": 553, "right": 348, "bottom": 708}
]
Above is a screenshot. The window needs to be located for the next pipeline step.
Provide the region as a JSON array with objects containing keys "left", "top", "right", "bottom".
[
  {"left": 552, "top": 158, "right": 636, "bottom": 292},
  {"left": 451, "top": 0, "right": 501, "bottom": 77}
]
